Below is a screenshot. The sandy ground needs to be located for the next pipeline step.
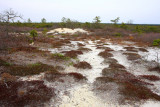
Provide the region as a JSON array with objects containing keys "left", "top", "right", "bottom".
[
  {"left": 4, "top": 36, "right": 160, "bottom": 107},
  {"left": 47, "top": 28, "right": 89, "bottom": 35}
]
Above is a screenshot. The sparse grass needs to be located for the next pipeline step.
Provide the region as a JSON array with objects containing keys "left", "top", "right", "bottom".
[
  {"left": 74, "top": 61, "right": 92, "bottom": 69},
  {"left": 0, "top": 58, "right": 12, "bottom": 66},
  {"left": 51, "top": 53, "right": 70, "bottom": 61},
  {"left": 67, "top": 62, "right": 74, "bottom": 66}
]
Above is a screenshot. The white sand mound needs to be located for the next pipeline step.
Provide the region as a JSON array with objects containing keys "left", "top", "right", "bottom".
[{"left": 47, "top": 28, "right": 89, "bottom": 35}]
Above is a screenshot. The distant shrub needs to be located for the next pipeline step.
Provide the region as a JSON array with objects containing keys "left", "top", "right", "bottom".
[
  {"left": 135, "top": 26, "right": 143, "bottom": 34},
  {"left": 30, "top": 29, "right": 38, "bottom": 41},
  {"left": 147, "top": 26, "right": 159, "bottom": 33},
  {"left": 114, "top": 32, "right": 122, "bottom": 37},
  {"left": 120, "top": 22, "right": 128, "bottom": 29},
  {"left": 42, "top": 28, "right": 48, "bottom": 36},
  {"left": 153, "top": 39, "right": 160, "bottom": 46}
]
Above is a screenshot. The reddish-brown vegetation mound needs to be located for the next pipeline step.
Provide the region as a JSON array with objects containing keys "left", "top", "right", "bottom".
[
  {"left": 138, "top": 48, "right": 148, "bottom": 52},
  {"left": 98, "top": 51, "right": 113, "bottom": 59},
  {"left": 109, "top": 63, "right": 126, "bottom": 69},
  {"left": 140, "top": 75, "right": 160, "bottom": 81},
  {"left": 74, "top": 61, "right": 92, "bottom": 69},
  {"left": 78, "top": 47, "right": 92, "bottom": 52},
  {"left": 65, "top": 50, "right": 83, "bottom": 58},
  {"left": 44, "top": 71, "right": 86, "bottom": 82},
  {"left": 123, "top": 53, "right": 141, "bottom": 60},
  {"left": 0, "top": 80, "right": 54, "bottom": 107},
  {"left": 124, "top": 47, "right": 138, "bottom": 52},
  {"left": 149, "top": 66, "right": 160, "bottom": 73},
  {"left": 68, "top": 72, "right": 87, "bottom": 80}
]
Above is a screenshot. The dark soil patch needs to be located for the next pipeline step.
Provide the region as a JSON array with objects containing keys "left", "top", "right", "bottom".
[
  {"left": 65, "top": 50, "right": 83, "bottom": 58},
  {"left": 123, "top": 53, "right": 141, "bottom": 61},
  {"left": 50, "top": 53, "right": 70, "bottom": 61},
  {"left": 74, "top": 61, "right": 92, "bottom": 69},
  {"left": 139, "top": 75, "right": 160, "bottom": 81},
  {"left": 0, "top": 80, "right": 54, "bottom": 107},
  {"left": 98, "top": 51, "right": 113, "bottom": 59}
]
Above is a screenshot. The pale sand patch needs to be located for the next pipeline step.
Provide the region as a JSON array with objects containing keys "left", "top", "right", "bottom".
[{"left": 47, "top": 28, "right": 89, "bottom": 35}]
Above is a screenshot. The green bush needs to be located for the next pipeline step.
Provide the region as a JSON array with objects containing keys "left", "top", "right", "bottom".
[
  {"left": 30, "top": 29, "right": 38, "bottom": 41},
  {"left": 153, "top": 39, "right": 160, "bottom": 46},
  {"left": 42, "top": 28, "right": 48, "bottom": 36},
  {"left": 51, "top": 53, "right": 70, "bottom": 60},
  {"left": 120, "top": 22, "right": 128, "bottom": 29},
  {"left": 114, "top": 33, "right": 122, "bottom": 37}
]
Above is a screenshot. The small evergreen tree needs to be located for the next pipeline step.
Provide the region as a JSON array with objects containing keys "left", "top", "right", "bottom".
[
  {"left": 111, "top": 17, "right": 120, "bottom": 26},
  {"left": 27, "top": 18, "right": 32, "bottom": 23},
  {"left": 41, "top": 18, "right": 46, "bottom": 23},
  {"left": 93, "top": 16, "right": 101, "bottom": 28},
  {"left": 30, "top": 29, "right": 38, "bottom": 41}
]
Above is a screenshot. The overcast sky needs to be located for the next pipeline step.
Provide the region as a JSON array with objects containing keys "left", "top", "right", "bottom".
[{"left": 0, "top": 0, "right": 160, "bottom": 24}]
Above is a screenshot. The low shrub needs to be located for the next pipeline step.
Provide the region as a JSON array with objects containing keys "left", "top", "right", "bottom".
[
  {"left": 5, "top": 62, "right": 57, "bottom": 76},
  {"left": 153, "top": 39, "right": 160, "bottom": 46},
  {"left": 65, "top": 50, "right": 83, "bottom": 58},
  {"left": 74, "top": 61, "right": 92, "bottom": 69},
  {"left": 140, "top": 75, "right": 160, "bottom": 81},
  {"left": 98, "top": 51, "right": 113, "bottom": 59},
  {"left": 51, "top": 53, "right": 70, "bottom": 61},
  {"left": 0, "top": 80, "right": 54, "bottom": 106}
]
